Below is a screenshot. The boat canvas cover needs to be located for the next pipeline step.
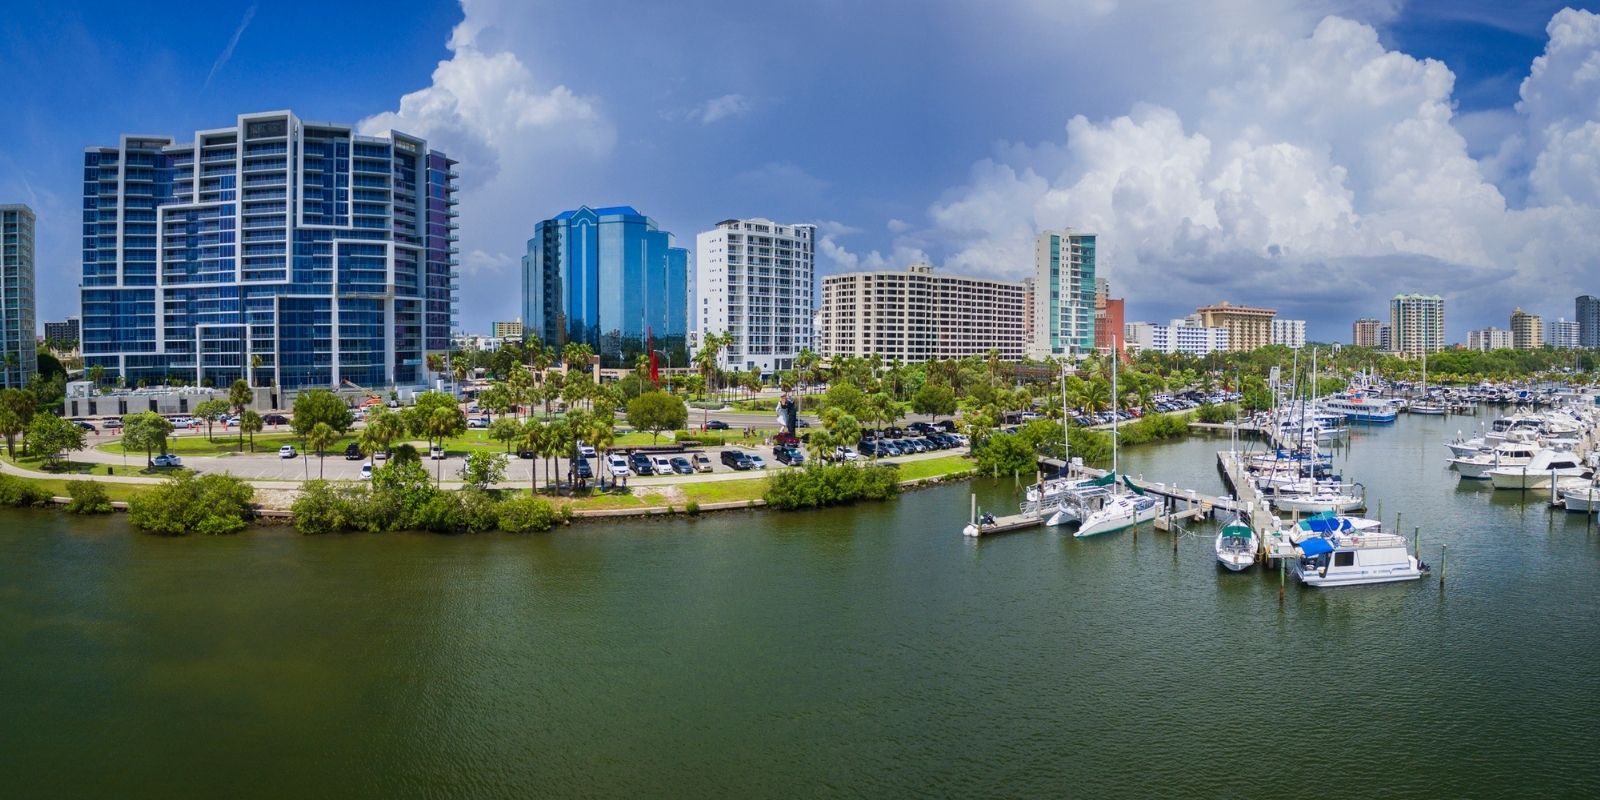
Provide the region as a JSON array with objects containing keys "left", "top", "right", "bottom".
[
  {"left": 1221, "top": 523, "right": 1252, "bottom": 540},
  {"left": 1298, "top": 512, "right": 1353, "bottom": 534},
  {"left": 1120, "top": 476, "right": 1148, "bottom": 496},
  {"left": 1298, "top": 537, "right": 1336, "bottom": 556},
  {"left": 1089, "top": 473, "right": 1117, "bottom": 487}
]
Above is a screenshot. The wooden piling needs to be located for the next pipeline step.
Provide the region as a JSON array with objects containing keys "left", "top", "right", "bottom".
[{"left": 1439, "top": 544, "right": 1447, "bottom": 587}]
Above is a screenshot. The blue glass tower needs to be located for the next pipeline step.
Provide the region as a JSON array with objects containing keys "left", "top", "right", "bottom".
[
  {"left": 80, "top": 111, "right": 457, "bottom": 391},
  {"left": 522, "top": 205, "right": 689, "bottom": 367}
]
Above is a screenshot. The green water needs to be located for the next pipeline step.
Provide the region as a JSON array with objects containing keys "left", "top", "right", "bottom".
[{"left": 3, "top": 414, "right": 1599, "bottom": 798}]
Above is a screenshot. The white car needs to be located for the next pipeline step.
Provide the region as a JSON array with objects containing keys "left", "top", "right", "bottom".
[
  {"left": 577, "top": 442, "right": 597, "bottom": 458},
  {"left": 747, "top": 454, "right": 767, "bottom": 469},
  {"left": 467, "top": 417, "right": 489, "bottom": 429},
  {"left": 278, "top": 445, "right": 296, "bottom": 459},
  {"left": 606, "top": 454, "right": 630, "bottom": 477},
  {"left": 151, "top": 453, "right": 183, "bottom": 468},
  {"left": 835, "top": 446, "right": 859, "bottom": 461},
  {"left": 359, "top": 464, "right": 373, "bottom": 480},
  {"left": 430, "top": 445, "right": 446, "bottom": 460}
]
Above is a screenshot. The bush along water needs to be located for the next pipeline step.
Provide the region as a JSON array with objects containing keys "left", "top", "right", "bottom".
[
  {"left": 289, "top": 458, "right": 568, "bottom": 535},
  {"left": 763, "top": 463, "right": 900, "bottom": 510},
  {"left": 128, "top": 473, "right": 256, "bottom": 536}
]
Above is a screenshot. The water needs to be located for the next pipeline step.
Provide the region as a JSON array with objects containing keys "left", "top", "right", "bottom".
[{"left": 3, "top": 413, "right": 1599, "bottom": 798}]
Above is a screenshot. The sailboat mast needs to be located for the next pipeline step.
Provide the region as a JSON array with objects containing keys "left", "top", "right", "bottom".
[
  {"left": 1061, "top": 363, "right": 1070, "bottom": 471},
  {"left": 1111, "top": 337, "right": 1119, "bottom": 477}
]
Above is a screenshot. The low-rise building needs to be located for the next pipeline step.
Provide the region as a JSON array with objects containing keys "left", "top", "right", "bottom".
[
  {"left": 1271, "top": 318, "right": 1307, "bottom": 349},
  {"left": 820, "top": 263, "right": 1025, "bottom": 362},
  {"left": 492, "top": 320, "right": 523, "bottom": 340},
  {"left": 1466, "top": 327, "right": 1514, "bottom": 351},
  {"left": 1125, "top": 316, "right": 1230, "bottom": 356}
]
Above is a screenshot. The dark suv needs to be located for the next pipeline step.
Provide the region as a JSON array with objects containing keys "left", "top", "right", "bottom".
[
  {"left": 775, "top": 446, "right": 806, "bottom": 466},
  {"left": 721, "top": 450, "right": 756, "bottom": 470},
  {"left": 629, "top": 452, "right": 654, "bottom": 475},
  {"left": 344, "top": 443, "right": 363, "bottom": 460}
]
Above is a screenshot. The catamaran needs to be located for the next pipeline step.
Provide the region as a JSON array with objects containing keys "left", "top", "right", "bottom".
[{"left": 1072, "top": 339, "right": 1162, "bottom": 538}]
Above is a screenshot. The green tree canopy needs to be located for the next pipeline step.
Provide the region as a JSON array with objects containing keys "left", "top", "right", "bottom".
[{"left": 626, "top": 391, "right": 687, "bottom": 443}]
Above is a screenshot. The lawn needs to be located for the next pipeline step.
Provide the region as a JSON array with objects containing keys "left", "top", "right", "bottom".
[
  {"left": 13, "top": 477, "right": 152, "bottom": 503},
  {"left": 99, "top": 431, "right": 360, "bottom": 456},
  {"left": 892, "top": 455, "right": 977, "bottom": 482},
  {"left": 679, "top": 478, "right": 768, "bottom": 505},
  {"left": 5, "top": 455, "right": 181, "bottom": 479}
]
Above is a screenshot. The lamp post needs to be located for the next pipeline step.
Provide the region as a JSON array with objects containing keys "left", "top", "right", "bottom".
[{"left": 653, "top": 349, "right": 673, "bottom": 394}]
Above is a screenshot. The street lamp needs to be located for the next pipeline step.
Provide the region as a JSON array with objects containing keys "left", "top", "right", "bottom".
[{"left": 652, "top": 349, "right": 673, "bottom": 393}]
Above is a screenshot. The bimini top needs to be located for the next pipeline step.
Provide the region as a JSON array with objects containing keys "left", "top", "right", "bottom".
[
  {"left": 1298, "top": 512, "right": 1354, "bottom": 534},
  {"left": 1221, "top": 522, "right": 1253, "bottom": 539},
  {"left": 1298, "top": 537, "right": 1336, "bottom": 556}
]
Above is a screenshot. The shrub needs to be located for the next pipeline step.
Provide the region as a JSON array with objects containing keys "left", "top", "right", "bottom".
[
  {"left": 413, "top": 492, "right": 465, "bottom": 534},
  {"left": 128, "top": 473, "right": 255, "bottom": 535},
  {"left": 459, "top": 489, "right": 500, "bottom": 533},
  {"left": 684, "top": 500, "right": 701, "bottom": 516},
  {"left": 973, "top": 432, "right": 1036, "bottom": 477},
  {"left": 0, "top": 473, "right": 47, "bottom": 507},
  {"left": 291, "top": 480, "right": 348, "bottom": 534},
  {"left": 65, "top": 481, "right": 113, "bottom": 514},
  {"left": 764, "top": 463, "right": 901, "bottom": 510},
  {"left": 1197, "top": 403, "right": 1238, "bottom": 424},
  {"left": 497, "top": 494, "right": 560, "bottom": 533}
]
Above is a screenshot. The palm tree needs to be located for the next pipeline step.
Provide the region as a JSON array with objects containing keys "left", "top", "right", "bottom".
[
  {"left": 306, "top": 422, "right": 338, "bottom": 479},
  {"left": 519, "top": 419, "right": 546, "bottom": 495}
]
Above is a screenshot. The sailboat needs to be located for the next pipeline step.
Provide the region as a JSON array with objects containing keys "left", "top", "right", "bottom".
[
  {"left": 1074, "top": 340, "right": 1161, "bottom": 538},
  {"left": 1214, "top": 514, "right": 1258, "bottom": 571},
  {"left": 1412, "top": 351, "right": 1448, "bottom": 415}
]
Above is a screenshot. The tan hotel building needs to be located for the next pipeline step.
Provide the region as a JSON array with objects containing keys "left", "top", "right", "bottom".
[
  {"left": 820, "top": 264, "right": 1026, "bottom": 362},
  {"left": 1196, "top": 302, "right": 1276, "bottom": 351}
]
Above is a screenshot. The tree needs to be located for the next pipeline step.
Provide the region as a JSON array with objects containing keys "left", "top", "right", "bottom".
[
  {"left": 306, "top": 422, "right": 338, "bottom": 479},
  {"left": 519, "top": 420, "right": 547, "bottom": 495},
  {"left": 193, "top": 398, "right": 231, "bottom": 441},
  {"left": 459, "top": 451, "right": 508, "bottom": 491},
  {"left": 121, "top": 411, "right": 175, "bottom": 466},
  {"left": 911, "top": 382, "right": 957, "bottom": 421},
  {"left": 425, "top": 406, "right": 467, "bottom": 486},
  {"left": 626, "top": 391, "right": 687, "bottom": 444},
  {"left": 249, "top": 354, "right": 263, "bottom": 387},
  {"left": 25, "top": 414, "right": 86, "bottom": 469},
  {"left": 291, "top": 389, "right": 354, "bottom": 438},
  {"left": 489, "top": 416, "right": 522, "bottom": 453},
  {"left": 229, "top": 379, "right": 252, "bottom": 450},
  {"left": 238, "top": 409, "right": 264, "bottom": 453},
  {"left": 0, "top": 387, "right": 35, "bottom": 458},
  {"left": 128, "top": 473, "right": 255, "bottom": 536},
  {"left": 974, "top": 431, "right": 1035, "bottom": 477},
  {"left": 89, "top": 363, "right": 106, "bottom": 388}
]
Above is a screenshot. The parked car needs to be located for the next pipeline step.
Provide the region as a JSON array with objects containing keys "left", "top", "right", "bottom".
[
  {"left": 746, "top": 454, "right": 767, "bottom": 470},
  {"left": 279, "top": 445, "right": 296, "bottom": 459},
  {"left": 670, "top": 456, "right": 695, "bottom": 475},
  {"left": 650, "top": 455, "right": 674, "bottom": 474},
  {"left": 152, "top": 453, "right": 183, "bottom": 468},
  {"left": 607, "top": 454, "right": 631, "bottom": 477},
  {"left": 720, "top": 450, "right": 756, "bottom": 470},
  {"left": 908, "top": 422, "right": 936, "bottom": 434},
  {"left": 374, "top": 449, "right": 390, "bottom": 460},
  {"left": 835, "top": 446, "right": 859, "bottom": 461},
  {"left": 74, "top": 421, "right": 96, "bottom": 432},
  {"left": 775, "top": 446, "right": 805, "bottom": 466},
  {"left": 430, "top": 445, "right": 446, "bottom": 460},
  {"left": 705, "top": 420, "right": 730, "bottom": 430},
  {"left": 467, "top": 417, "right": 489, "bottom": 429},
  {"left": 263, "top": 414, "right": 289, "bottom": 425},
  {"left": 344, "top": 443, "right": 362, "bottom": 460},
  {"left": 103, "top": 418, "right": 123, "bottom": 429},
  {"left": 630, "top": 452, "right": 655, "bottom": 476},
  {"left": 573, "top": 458, "right": 593, "bottom": 480},
  {"left": 518, "top": 448, "right": 536, "bottom": 459},
  {"left": 773, "top": 432, "right": 800, "bottom": 448},
  {"left": 577, "top": 442, "right": 597, "bottom": 458},
  {"left": 692, "top": 453, "right": 714, "bottom": 473},
  {"left": 359, "top": 464, "right": 373, "bottom": 480}
]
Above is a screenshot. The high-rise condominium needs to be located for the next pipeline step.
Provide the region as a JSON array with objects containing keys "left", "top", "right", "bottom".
[
  {"left": 81, "top": 111, "right": 457, "bottom": 391},
  {"left": 1028, "top": 229, "right": 1097, "bottom": 359},
  {"left": 820, "top": 264, "right": 1026, "bottom": 362},
  {"left": 522, "top": 205, "right": 688, "bottom": 368},
  {"left": 1, "top": 204, "right": 36, "bottom": 388},
  {"left": 1576, "top": 295, "right": 1600, "bottom": 348},
  {"left": 695, "top": 218, "right": 815, "bottom": 373},
  {"left": 1196, "top": 302, "right": 1276, "bottom": 351},
  {"left": 1548, "top": 319, "right": 1580, "bottom": 349},
  {"left": 1352, "top": 317, "right": 1382, "bottom": 348},
  {"left": 1271, "top": 318, "right": 1307, "bottom": 349},
  {"left": 1389, "top": 294, "right": 1444, "bottom": 356},
  {"left": 1510, "top": 308, "right": 1542, "bottom": 350}
]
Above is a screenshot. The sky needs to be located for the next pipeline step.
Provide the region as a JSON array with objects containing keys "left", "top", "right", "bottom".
[{"left": 4, "top": 0, "right": 1600, "bottom": 343}]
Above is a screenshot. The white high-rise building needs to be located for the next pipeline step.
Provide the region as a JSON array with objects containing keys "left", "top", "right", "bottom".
[
  {"left": 1548, "top": 318, "right": 1580, "bottom": 349},
  {"left": 1466, "top": 327, "right": 1513, "bottom": 351},
  {"left": 1390, "top": 294, "right": 1445, "bottom": 356},
  {"left": 1027, "top": 229, "right": 1097, "bottom": 360},
  {"left": 695, "top": 218, "right": 815, "bottom": 373},
  {"left": 820, "top": 264, "right": 1025, "bottom": 362},
  {"left": 1271, "top": 318, "right": 1307, "bottom": 349}
]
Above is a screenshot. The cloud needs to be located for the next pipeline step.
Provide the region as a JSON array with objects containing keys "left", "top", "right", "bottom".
[
  {"left": 692, "top": 93, "right": 751, "bottom": 124},
  {"left": 734, "top": 161, "right": 828, "bottom": 203},
  {"left": 916, "top": 11, "right": 1600, "bottom": 335},
  {"left": 203, "top": 3, "right": 257, "bottom": 91}
]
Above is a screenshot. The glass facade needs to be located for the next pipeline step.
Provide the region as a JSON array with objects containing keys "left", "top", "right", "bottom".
[
  {"left": 1032, "top": 230, "right": 1096, "bottom": 358},
  {"left": 1, "top": 204, "right": 37, "bottom": 388},
  {"left": 80, "top": 112, "right": 456, "bottom": 391},
  {"left": 522, "top": 206, "right": 689, "bottom": 368}
]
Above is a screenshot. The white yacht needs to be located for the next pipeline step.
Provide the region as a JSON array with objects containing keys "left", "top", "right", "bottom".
[
  {"left": 1289, "top": 515, "right": 1423, "bottom": 587},
  {"left": 1449, "top": 438, "right": 1538, "bottom": 480},
  {"left": 1214, "top": 516, "right": 1258, "bottom": 572},
  {"left": 1268, "top": 482, "right": 1366, "bottom": 514},
  {"left": 1074, "top": 491, "right": 1161, "bottom": 538},
  {"left": 1561, "top": 485, "right": 1600, "bottom": 513},
  {"left": 1488, "top": 448, "right": 1587, "bottom": 490}
]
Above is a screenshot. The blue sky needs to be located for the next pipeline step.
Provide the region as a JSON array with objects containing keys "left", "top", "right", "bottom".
[{"left": 4, "top": 1, "right": 1600, "bottom": 342}]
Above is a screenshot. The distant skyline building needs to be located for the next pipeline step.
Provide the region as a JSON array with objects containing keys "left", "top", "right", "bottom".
[
  {"left": 820, "top": 263, "right": 1025, "bottom": 362},
  {"left": 1271, "top": 318, "right": 1306, "bottom": 350},
  {"left": 1352, "top": 317, "right": 1382, "bottom": 348},
  {"left": 694, "top": 218, "right": 815, "bottom": 373},
  {"left": 492, "top": 319, "right": 523, "bottom": 340},
  {"left": 1125, "top": 315, "right": 1229, "bottom": 356},
  {"left": 1466, "top": 327, "right": 1513, "bottom": 351},
  {"left": 80, "top": 111, "right": 457, "bottom": 391},
  {"left": 1028, "top": 229, "right": 1096, "bottom": 360},
  {"left": 43, "top": 316, "right": 80, "bottom": 349},
  {"left": 1510, "top": 307, "right": 1543, "bottom": 350},
  {"left": 1378, "top": 324, "right": 1393, "bottom": 352},
  {"left": 1390, "top": 293, "right": 1444, "bottom": 356},
  {"left": 1577, "top": 295, "right": 1600, "bottom": 348},
  {"left": 522, "top": 205, "right": 689, "bottom": 368},
  {"left": 1093, "top": 276, "right": 1125, "bottom": 356},
  {"left": 1, "top": 204, "right": 37, "bottom": 388},
  {"left": 1196, "top": 302, "right": 1275, "bottom": 351},
  {"left": 1548, "top": 318, "right": 1580, "bottom": 349}
]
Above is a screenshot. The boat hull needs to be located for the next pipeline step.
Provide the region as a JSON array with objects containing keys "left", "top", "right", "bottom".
[
  {"left": 1272, "top": 495, "right": 1365, "bottom": 514},
  {"left": 1561, "top": 490, "right": 1600, "bottom": 512},
  {"left": 1216, "top": 553, "right": 1254, "bottom": 571},
  {"left": 1292, "top": 559, "right": 1423, "bottom": 587},
  {"left": 1489, "top": 468, "right": 1587, "bottom": 490},
  {"left": 1074, "top": 500, "right": 1160, "bottom": 538}
]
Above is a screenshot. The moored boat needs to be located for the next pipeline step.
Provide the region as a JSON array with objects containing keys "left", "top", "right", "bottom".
[{"left": 1214, "top": 516, "right": 1257, "bottom": 571}]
